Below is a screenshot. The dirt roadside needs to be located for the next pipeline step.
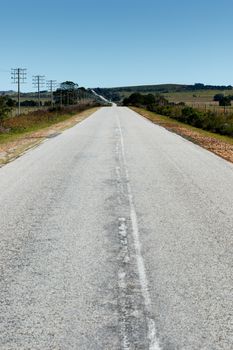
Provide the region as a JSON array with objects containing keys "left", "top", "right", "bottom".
[
  {"left": 0, "top": 107, "right": 99, "bottom": 166},
  {"left": 132, "top": 107, "right": 233, "bottom": 164}
]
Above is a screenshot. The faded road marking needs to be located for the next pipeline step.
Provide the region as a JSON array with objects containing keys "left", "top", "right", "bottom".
[{"left": 116, "top": 113, "right": 161, "bottom": 350}]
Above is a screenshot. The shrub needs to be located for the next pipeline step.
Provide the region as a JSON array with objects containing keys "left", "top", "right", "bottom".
[
  {"left": 0, "top": 96, "right": 12, "bottom": 125},
  {"left": 125, "top": 92, "right": 233, "bottom": 137}
]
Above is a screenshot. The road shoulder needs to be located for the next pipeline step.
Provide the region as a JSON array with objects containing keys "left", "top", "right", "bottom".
[{"left": 132, "top": 107, "right": 233, "bottom": 164}]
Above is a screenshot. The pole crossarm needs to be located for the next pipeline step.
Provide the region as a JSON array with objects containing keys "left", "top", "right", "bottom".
[
  {"left": 11, "top": 68, "right": 27, "bottom": 115},
  {"left": 46, "top": 80, "right": 57, "bottom": 106},
  {"left": 33, "top": 75, "right": 45, "bottom": 107}
]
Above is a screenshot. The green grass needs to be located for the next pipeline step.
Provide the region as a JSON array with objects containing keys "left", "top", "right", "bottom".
[
  {"left": 163, "top": 90, "right": 233, "bottom": 111},
  {"left": 0, "top": 105, "right": 98, "bottom": 145},
  {"left": 163, "top": 89, "right": 225, "bottom": 102},
  {"left": 0, "top": 114, "right": 71, "bottom": 144}
]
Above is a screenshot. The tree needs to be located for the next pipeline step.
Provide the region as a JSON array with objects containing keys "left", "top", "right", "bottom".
[
  {"left": 20, "top": 100, "right": 37, "bottom": 107},
  {"left": 123, "top": 93, "right": 145, "bottom": 106},
  {"left": 123, "top": 92, "right": 169, "bottom": 107},
  {"left": 219, "top": 97, "right": 231, "bottom": 106},
  {"left": 54, "top": 81, "right": 79, "bottom": 105},
  {"left": 213, "top": 94, "right": 232, "bottom": 106},
  {"left": 193, "top": 83, "right": 205, "bottom": 90},
  {"left": 60, "top": 81, "right": 79, "bottom": 91},
  {"left": 213, "top": 94, "right": 224, "bottom": 102},
  {"left": 144, "top": 94, "right": 155, "bottom": 105},
  {"left": 6, "top": 97, "right": 16, "bottom": 108}
]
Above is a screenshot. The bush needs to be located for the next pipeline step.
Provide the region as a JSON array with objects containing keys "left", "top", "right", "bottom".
[
  {"left": 0, "top": 96, "right": 12, "bottom": 125},
  {"left": 20, "top": 100, "right": 38, "bottom": 107},
  {"left": 0, "top": 101, "right": 102, "bottom": 134},
  {"left": 125, "top": 92, "right": 233, "bottom": 137}
]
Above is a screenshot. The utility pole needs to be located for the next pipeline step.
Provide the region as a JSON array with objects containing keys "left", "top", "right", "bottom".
[
  {"left": 56, "top": 82, "right": 63, "bottom": 107},
  {"left": 11, "top": 68, "right": 27, "bottom": 115},
  {"left": 33, "top": 75, "right": 45, "bottom": 107},
  {"left": 46, "top": 80, "right": 57, "bottom": 106},
  {"left": 60, "top": 90, "right": 63, "bottom": 107}
]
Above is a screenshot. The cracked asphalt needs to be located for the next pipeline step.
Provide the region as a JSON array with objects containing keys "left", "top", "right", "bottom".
[{"left": 0, "top": 106, "right": 232, "bottom": 349}]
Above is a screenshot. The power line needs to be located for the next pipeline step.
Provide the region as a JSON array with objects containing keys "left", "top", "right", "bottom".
[
  {"left": 56, "top": 82, "right": 63, "bottom": 107},
  {"left": 0, "top": 68, "right": 11, "bottom": 73},
  {"left": 46, "top": 80, "right": 57, "bottom": 106},
  {"left": 33, "top": 75, "right": 45, "bottom": 107},
  {"left": 11, "top": 68, "right": 27, "bottom": 115}
]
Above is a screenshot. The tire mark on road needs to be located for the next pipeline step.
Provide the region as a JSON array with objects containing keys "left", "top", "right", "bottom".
[{"left": 116, "top": 110, "right": 161, "bottom": 350}]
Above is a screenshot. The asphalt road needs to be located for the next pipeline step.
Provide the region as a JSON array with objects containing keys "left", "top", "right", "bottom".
[{"left": 0, "top": 106, "right": 232, "bottom": 350}]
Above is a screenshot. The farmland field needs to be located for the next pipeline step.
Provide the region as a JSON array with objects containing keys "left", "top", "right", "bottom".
[
  {"left": 95, "top": 84, "right": 233, "bottom": 114},
  {"left": 164, "top": 90, "right": 233, "bottom": 113}
]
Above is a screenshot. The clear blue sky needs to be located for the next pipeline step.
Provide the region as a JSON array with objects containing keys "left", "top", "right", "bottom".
[{"left": 1, "top": 0, "right": 233, "bottom": 91}]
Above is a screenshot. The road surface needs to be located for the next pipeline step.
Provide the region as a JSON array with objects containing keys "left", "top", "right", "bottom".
[{"left": 0, "top": 106, "right": 232, "bottom": 349}]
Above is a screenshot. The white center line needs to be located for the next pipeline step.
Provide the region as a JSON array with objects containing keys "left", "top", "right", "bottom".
[{"left": 116, "top": 113, "right": 161, "bottom": 350}]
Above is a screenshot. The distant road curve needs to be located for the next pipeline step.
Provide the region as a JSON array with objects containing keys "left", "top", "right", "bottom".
[{"left": 91, "top": 88, "right": 112, "bottom": 104}]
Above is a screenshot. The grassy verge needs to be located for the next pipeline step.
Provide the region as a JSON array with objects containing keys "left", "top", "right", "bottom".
[
  {"left": 0, "top": 105, "right": 100, "bottom": 166},
  {"left": 131, "top": 107, "right": 233, "bottom": 163},
  {"left": 0, "top": 104, "right": 99, "bottom": 143}
]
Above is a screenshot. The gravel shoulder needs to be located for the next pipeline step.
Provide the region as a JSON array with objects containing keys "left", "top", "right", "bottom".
[{"left": 132, "top": 107, "right": 233, "bottom": 163}]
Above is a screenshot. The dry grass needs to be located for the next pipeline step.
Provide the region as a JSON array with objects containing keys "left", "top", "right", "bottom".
[
  {"left": 132, "top": 107, "right": 233, "bottom": 164},
  {"left": 0, "top": 107, "right": 99, "bottom": 166}
]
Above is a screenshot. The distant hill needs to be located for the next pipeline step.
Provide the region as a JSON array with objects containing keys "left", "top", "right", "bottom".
[
  {"left": 93, "top": 83, "right": 233, "bottom": 102},
  {"left": 0, "top": 90, "right": 15, "bottom": 96}
]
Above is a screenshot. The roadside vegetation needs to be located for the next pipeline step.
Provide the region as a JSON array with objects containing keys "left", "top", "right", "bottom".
[
  {"left": 131, "top": 107, "right": 233, "bottom": 163},
  {"left": 0, "top": 82, "right": 107, "bottom": 143},
  {"left": 123, "top": 93, "right": 233, "bottom": 137},
  {"left": 0, "top": 106, "right": 100, "bottom": 166},
  {"left": 0, "top": 103, "right": 100, "bottom": 143}
]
